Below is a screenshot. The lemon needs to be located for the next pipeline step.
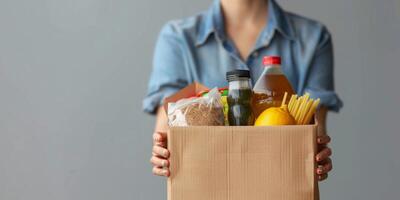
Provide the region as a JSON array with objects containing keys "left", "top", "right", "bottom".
[{"left": 254, "top": 105, "right": 295, "bottom": 126}]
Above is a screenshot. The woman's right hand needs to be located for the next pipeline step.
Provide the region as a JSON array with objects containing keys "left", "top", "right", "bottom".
[{"left": 150, "top": 132, "right": 170, "bottom": 177}]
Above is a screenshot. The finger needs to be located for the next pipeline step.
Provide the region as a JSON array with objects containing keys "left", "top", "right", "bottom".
[
  {"left": 155, "top": 140, "right": 167, "bottom": 148},
  {"left": 319, "top": 157, "right": 332, "bottom": 165},
  {"left": 317, "top": 135, "right": 331, "bottom": 145},
  {"left": 316, "top": 147, "right": 332, "bottom": 162},
  {"left": 153, "top": 145, "right": 170, "bottom": 158},
  {"left": 318, "top": 173, "right": 328, "bottom": 181},
  {"left": 150, "top": 155, "right": 169, "bottom": 168},
  {"left": 153, "top": 132, "right": 167, "bottom": 143},
  {"left": 153, "top": 132, "right": 168, "bottom": 147},
  {"left": 152, "top": 166, "right": 170, "bottom": 177},
  {"left": 317, "top": 159, "right": 333, "bottom": 175}
]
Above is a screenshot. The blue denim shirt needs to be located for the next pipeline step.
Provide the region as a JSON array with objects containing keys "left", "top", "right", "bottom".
[{"left": 143, "top": 0, "right": 342, "bottom": 114}]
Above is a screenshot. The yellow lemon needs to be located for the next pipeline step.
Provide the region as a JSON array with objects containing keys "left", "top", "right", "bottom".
[{"left": 254, "top": 105, "right": 295, "bottom": 126}]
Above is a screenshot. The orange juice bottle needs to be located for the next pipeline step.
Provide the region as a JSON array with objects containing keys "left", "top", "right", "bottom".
[{"left": 252, "top": 56, "right": 295, "bottom": 118}]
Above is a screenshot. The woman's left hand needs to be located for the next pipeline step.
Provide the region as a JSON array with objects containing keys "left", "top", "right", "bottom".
[{"left": 316, "top": 135, "right": 332, "bottom": 181}]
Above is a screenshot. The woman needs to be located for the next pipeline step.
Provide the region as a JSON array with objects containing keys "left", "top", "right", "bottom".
[{"left": 144, "top": 0, "right": 342, "bottom": 181}]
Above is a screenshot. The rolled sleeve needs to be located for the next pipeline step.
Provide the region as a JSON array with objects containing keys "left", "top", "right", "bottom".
[
  {"left": 304, "top": 27, "right": 343, "bottom": 112},
  {"left": 304, "top": 89, "right": 342, "bottom": 112},
  {"left": 143, "top": 22, "right": 188, "bottom": 114}
]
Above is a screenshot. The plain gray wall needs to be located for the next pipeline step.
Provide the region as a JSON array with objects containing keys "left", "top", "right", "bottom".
[{"left": 0, "top": 0, "right": 399, "bottom": 199}]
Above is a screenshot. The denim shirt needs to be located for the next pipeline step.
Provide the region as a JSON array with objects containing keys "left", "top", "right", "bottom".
[{"left": 143, "top": 0, "right": 342, "bottom": 114}]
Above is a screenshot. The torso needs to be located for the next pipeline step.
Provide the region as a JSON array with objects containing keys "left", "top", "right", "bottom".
[{"left": 155, "top": 0, "right": 331, "bottom": 95}]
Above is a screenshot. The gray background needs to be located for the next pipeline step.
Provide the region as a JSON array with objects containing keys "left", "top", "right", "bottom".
[{"left": 0, "top": 0, "right": 399, "bottom": 199}]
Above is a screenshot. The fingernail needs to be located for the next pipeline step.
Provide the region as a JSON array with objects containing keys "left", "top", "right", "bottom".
[
  {"left": 162, "top": 160, "right": 168, "bottom": 167},
  {"left": 163, "top": 170, "right": 168, "bottom": 176},
  {"left": 153, "top": 135, "right": 159, "bottom": 142}
]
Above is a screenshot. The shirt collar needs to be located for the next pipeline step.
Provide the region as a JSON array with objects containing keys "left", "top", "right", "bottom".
[
  {"left": 266, "top": 0, "right": 296, "bottom": 41},
  {"left": 196, "top": 0, "right": 296, "bottom": 47},
  {"left": 196, "top": 0, "right": 224, "bottom": 46}
]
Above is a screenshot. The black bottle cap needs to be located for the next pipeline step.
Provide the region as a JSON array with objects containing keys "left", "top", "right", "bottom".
[{"left": 226, "top": 69, "right": 251, "bottom": 82}]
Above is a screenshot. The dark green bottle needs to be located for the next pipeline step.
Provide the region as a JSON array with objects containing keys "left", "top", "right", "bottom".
[{"left": 226, "top": 70, "right": 254, "bottom": 126}]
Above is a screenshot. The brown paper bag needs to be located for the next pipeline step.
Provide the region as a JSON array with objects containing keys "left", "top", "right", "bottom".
[{"left": 168, "top": 126, "right": 318, "bottom": 200}]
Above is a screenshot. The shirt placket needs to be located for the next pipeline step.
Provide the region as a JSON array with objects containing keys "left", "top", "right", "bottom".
[{"left": 219, "top": 37, "right": 249, "bottom": 70}]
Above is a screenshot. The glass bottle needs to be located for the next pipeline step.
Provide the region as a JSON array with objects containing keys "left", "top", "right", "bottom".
[{"left": 226, "top": 70, "right": 254, "bottom": 126}]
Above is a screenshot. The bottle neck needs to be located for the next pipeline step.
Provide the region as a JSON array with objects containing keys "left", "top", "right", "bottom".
[
  {"left": 228, "top": 78, "right": 251, "bottom": 90},
  {"left": 263, "top": 64, "right": 282, "bottom": 75}
]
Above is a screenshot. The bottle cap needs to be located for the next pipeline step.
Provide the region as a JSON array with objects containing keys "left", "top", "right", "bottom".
[
  {"left": 226, "top": 69, "right": 250, "bottom": 82},
  {"left": 263, "top": 56, "right": 281, "bottom": 65}
]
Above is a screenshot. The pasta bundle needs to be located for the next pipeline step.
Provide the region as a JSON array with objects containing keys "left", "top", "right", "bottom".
[{"left": 282, "top": 92, "right": 320, "bottom": 125}]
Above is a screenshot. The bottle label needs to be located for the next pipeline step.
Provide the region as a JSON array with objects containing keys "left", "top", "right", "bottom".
[{"left": 229, "top": 80, "right": 251, "bottom": 90}]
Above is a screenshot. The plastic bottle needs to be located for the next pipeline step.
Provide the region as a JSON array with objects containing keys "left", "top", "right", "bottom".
[{"left": 252, "top": 56, "right": 295, "bottom": 118}]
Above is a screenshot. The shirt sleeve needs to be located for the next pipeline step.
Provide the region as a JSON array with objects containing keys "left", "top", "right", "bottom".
[
  {"left": 304, "top": 27, "right": 343, "bottom": 112},
  {"left": 142, "top": 22, "right": 189, "bottom": 114}
]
